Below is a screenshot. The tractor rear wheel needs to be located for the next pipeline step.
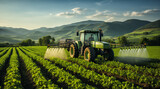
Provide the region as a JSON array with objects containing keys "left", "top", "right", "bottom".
[
  {"left": 104, "top": 48, "right": 114, "bottom": 61},
  {"left": 70, "top": 43, "right": 79, "bottom": 58},
  {"left": 84, "top": 47, "right": 95, "bottom": 62}
]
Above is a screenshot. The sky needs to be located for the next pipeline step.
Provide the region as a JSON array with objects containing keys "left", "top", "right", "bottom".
[{"left": 0, "top": 0, "right": 160, "bottom": 30}]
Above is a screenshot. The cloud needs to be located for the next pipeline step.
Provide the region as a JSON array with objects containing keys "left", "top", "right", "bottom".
[
  {"left": 130, "top": 11, "right": 143, "bottom": 16},
  {"left": 123, "top": 9, "right": 160, "bottom": 17},
  {"left": 86, "top": 10, "right": 116, "bottom": 22},
  {"left": 56, "top": 12, "right": 75, "bottom": 18},
  {"left": 95, "top": 2, "right": 102, "bottom": 6},
  {"left": 95, "top": 0, "right": 113, "bottom": 6},
  {"left": 72, "top": 7, "right": 87, "bottom": 14},
  {"left": 86, "top": 10, "right": 111, "bottom": 19},
  {"left": 55, "top": 7, "right": 87, "bottom": 18},
  {"left": 123, "top": 12, "right": 130, "bottom": 16},
  {"left": 105, "top": 16, "right": 114, "bottom": 22}
]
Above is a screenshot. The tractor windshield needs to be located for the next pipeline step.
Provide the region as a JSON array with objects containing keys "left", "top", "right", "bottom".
[{"left": 85, "top": 33, "right": 99, "bottom": 41}]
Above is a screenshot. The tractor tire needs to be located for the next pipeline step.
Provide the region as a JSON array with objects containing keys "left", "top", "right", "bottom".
[
  {"left": 84, "top": 47, "right": 95, "bottom": 62},
  {"left": 104, "top": 48, "right": 114, "bottom": 61},
  {"left": 70, "top": 43, "right": 79, "bottom": 58}
]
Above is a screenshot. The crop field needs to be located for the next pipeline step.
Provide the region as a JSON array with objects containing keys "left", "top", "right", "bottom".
[{"left": 0, "top": 46, "right": 160, "bottom": 89}]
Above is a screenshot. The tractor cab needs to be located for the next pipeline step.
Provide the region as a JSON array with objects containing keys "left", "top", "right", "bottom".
[{"left": 77, "top": 29, "right": 103, "bottom": 44}]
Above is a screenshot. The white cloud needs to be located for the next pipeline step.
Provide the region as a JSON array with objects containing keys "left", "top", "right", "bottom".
[
  {"left": 86, "top": 10, "right": 110, "bottom": 19},
  {"left": 56, "top": 12, "right": 75, "bottom": 18},
  {"left": 105, "top": 16, "right": 114, "bottom": 22},
  {"left": 131, "top": 11, "right": 143, "bottom": 16},
  {"left": 95, "top": 0, "right": 113, "bottom": 6},
  {"left": 55, "top": 7, "right": 87, "bottom": 18},
  {"left": 86, "top": 10, "right": 115, "bottom": 22},
  {"left": 123, "top": 9, "right": 160, "bottom": 17},
  {"left": 72, "top": 7, "right": 87, "bottom": 14},
  {"left": 123, "top": 12, "right": 130, "bottom": 16},
  {"left": 86, "top": 11, "right": 104, "bottom": 19},
  {"left": 143, "top": 9, "right": 160, "bottom": 14}
]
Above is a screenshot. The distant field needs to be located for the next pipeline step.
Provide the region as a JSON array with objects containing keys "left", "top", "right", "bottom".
[{"left": 123, "top": 28, "right": 160, "bottom": 42}]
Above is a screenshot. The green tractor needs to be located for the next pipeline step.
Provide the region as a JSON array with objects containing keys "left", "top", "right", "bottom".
[{"left": 69, "top": 29, "right": 114, "bottom": 61}]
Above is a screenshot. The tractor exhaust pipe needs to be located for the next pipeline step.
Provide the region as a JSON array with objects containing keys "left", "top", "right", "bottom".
[{"left": 99, "top": 28, "right": 103, "bottom": 42}]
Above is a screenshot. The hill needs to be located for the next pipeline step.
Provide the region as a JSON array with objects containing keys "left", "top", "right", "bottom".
[
  {"left": 0, "top": 19, "right": 151, "bottom": 43},
  {"left": 123, "top": 20, "right": 160, "bottom": 42},
  {"left": 136, "top": 20, "right": 160, "bottom": 31}
]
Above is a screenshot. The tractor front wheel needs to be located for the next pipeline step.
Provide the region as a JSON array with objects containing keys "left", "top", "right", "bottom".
[
  {"left": 70, "top": 43, "right": 79, "bottom": 58},
  {"left": 84, "top": 47, "right": 95, "bottom": 62}
]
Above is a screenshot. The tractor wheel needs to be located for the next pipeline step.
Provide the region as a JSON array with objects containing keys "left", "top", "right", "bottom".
[
  {"left": 70, "top": 43, "right": 79, "bottom": 58},
  {"left": 104, "top": 48, "right": 114, "bottom": 61},
  {"left": 84, "top": 47, "right": 95, "bottom": 62}
]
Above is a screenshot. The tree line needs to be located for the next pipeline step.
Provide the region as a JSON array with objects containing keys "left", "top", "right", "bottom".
[
  {"left": 18, "top": 35, "right": 55, "bottom": 46},
  {"left": 18, "top": 39, "right": 35, "bottom": 46},
  {"left": 38, "top": 36, "right": 55, "bottom": 46},
  {"left": 117, "top": 35, "right": 160, "bottom": 46},
  {"left": 103, "top": 35, "right": 160, "bottom": 46}
]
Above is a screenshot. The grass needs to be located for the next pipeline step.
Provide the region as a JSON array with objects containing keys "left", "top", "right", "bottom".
[{"left": 147, "top": 46, "right": 160, "bottom": 59}]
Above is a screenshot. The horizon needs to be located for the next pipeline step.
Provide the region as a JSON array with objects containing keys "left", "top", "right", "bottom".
[
  {"left": 0, "top": 0, "right": 160, "bottom": 30},
  {"left": 0, "top": 18, "right": 158, "bottom": 30}
]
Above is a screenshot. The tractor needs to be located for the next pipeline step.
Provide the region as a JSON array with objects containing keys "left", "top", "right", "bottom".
[{"left": 69, "top": 29, "right": 114, "bottom": 61}]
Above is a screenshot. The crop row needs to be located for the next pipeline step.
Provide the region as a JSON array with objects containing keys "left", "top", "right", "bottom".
[
  {"left": 67, "top": 57, "right": 160, "bottom": 88},
  {"left": 22, "top": 47, "right": 43, "bottom": 57},
  {"left": 0, "top": 47, "right": 7, "bottom": 52},
  {"left": 19, "top": 47, "right": 96, "bottom": 89},
  {"left": 22, "top": 46, "right": 46, "bottom": 57},
  {"left": 3, "top": 48, "right": 23, "bottom": 89},
  {"left": 20, "top": 47, "right": 142, "bottom": 89},
  {"left": 0, "top": 48, "right": 9, "bottom": 57},
  {"left": 16, "top": 47, "right": 59, "bottom": 89},
  {"left": 147, "top": 62, "right": 160, "bottom": 69},
  {"left": 49, "top": 58, "right": 142, "bottom": 89},
  {"left": 0, "top": 48, "right": 12, "bottom": 89},
  {"left": 0, "top": 48, "right": 12, "bottom": 71},
  {"left": 102, "top": 60, "right": 160, "bottom": 77},
  {"left": 79, "top": 54, "right": 160, "bottom": 78}
]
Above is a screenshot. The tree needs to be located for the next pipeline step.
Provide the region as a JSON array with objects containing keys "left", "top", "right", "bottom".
[
  {"left": 149, "top": 35, "right": 160, "bottom": 46},
  {"left": 19, "top": 39, "right": 35, "bottom": 46},
  {"left": 39, "top": 38, "right": 43, "bottom": 46},
  {"left": 118, "top": 36, "right": 128, "bottom": 46},
  {"left": 42, "top": 36, "right": 51, "bottom": 45},
  {"left": 51, "top": 37, "right": 55, "bottom": 44},
  {"left": 38, "top": 35, "right": 55, "bottom": 46},
  {"left": 140, "top": 37, "right": 149, "bottom": 45},
  {"left": 26, "top": 39, "right": 32, "bottom": 45},
  {"left": 143, "top": 32, "right": 149, "bottom": 35}
]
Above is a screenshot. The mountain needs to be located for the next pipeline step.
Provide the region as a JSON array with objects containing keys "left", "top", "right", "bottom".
[
  {"left": 96, "top": 19, "right": 150, "bottom": 36},
  {"left": 0, "top": 27, "right": 30, "bottom": 35},
  {"left": 123, "top": 20, "right": 160, "bottom": 42},
  {"left": 0, "top": 19, "right": 151, "bottom": 43},
  {"left": 135, "top": 20, "right": 160, "bottom": 31}
]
